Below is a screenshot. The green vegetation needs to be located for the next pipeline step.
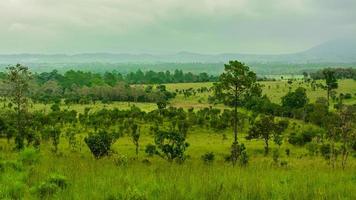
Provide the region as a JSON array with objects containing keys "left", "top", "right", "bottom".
[{"left": 0, "top": 63, "right": 355, "bottom": 199}]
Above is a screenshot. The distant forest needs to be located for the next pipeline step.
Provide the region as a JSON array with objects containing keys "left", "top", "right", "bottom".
[
  {"left": 310, "top": 68, "right": 356, "bottom": 80},
  {"left": 1, "top": 62, "right": 355, "bottom": 75},
  {"left": 0, "top": 69, "right": 215, "bottom": 104}
]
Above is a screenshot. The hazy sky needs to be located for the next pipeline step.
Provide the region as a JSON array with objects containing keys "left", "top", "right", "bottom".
[{"left": 0, "top": 0, "right": 355, "bottom": 54}]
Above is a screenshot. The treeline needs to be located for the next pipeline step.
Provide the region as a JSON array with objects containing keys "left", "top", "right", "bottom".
[
  {"left": 0, "top": 69, "right": 218, "bottom": 87},
  {"left": 0, "top": 68, "right": 218, "bottom": 104},
  {"left": 310, "top": 68, "right": 356, "bottom": 80}
]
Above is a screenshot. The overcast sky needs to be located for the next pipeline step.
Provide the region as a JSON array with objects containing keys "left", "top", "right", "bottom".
[{"left": 0, "top": 0, "right": 355, "bottom": 54}]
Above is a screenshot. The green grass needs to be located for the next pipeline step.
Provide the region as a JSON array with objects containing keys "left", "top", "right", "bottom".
[
  {"left": 0, "top": 79, "right": 355, "bottom": 199},
  {"left": 1, "top": 129, "right": 355, "bottom": 199},
  {"left": 165, "top": 79, "right": 356, "bottom": 109}
]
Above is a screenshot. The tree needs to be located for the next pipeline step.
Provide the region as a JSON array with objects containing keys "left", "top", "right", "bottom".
[
  {"left": 281, "top": 87, "right": 308, "bottom": 109},
  {"left": 84, "top": 130, "right": 114, "bottom": 159},
  {"left": 156, "top": 100, "right": 167, "bottom": 115},
  {"left": 322, "top": 69, "right": 338, "bottom": 107},
  {"left": 338, "top": 105, "right": 356, "bottom": 169},
  {"left": 214, "top": 60, "right": 260, "bottom": 164},
  {"left": 247, "top": 115, "right": 288, "bottom": 155},
  {"left": 5, "top": 64, "right": 32, "bottom": 150},
  {"left": 153, "top": 129, "right": 189, "bottom": 162},
  {"left": 130, "top": 123, "right": 140, "bottom": 158}
]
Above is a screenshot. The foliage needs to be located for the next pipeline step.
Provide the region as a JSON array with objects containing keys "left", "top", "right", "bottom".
[
  {"left": 247, "top": 115, "right": 288, "bottom": 155},
  {"left": 32, "top": 173, "right": 68, "bottom": 199},
  {"left": 84, "top": 130, "right": 115, "bottom": 159},
  {"left": 5, "top": 64, "right": 32, "bottom": 149},
  {"left": 201, "top": 152, "right": 215, "bottom": 164},
  {"left": 281, "top": 87, "right": 308, "bottom": 109},
  {"left": 153, "top": 129, "right": 189, "bottom": 162},
  {"left": 18, "top": 147, "right": 40, "bottom": 166},
  {"left": 213, "top": 60, "right": 260, "bottom": 164}
]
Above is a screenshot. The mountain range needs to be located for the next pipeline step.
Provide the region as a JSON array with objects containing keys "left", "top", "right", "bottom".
[{"left": 0, "top": 38, "right": 356, "bottom": 64}]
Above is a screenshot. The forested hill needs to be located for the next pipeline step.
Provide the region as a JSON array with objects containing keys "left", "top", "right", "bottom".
[{"left": 1, "top": 38, "right": 356, "bottom": 75}]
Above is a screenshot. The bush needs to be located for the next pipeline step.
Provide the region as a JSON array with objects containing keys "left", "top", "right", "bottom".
[
  {"left": 33, "top": 182, "right": 59, "bottom": 199},
  {"left": 84, "top": 130, "right": 114, "bottom": 159},
  {"left": 229, "top": 143, "right": 248, "bottom": 166},
  {"left": 47, "top": 173, "right": 68, "bottom": 189},
  {"left": 2, "top": 181, "right": 25, "bottom": 200},
  {"left": 272, "top": 149, "right": 280, "bottom": 164},
  {"left": 201, "top": 152, "right": 215, "bottom": 164},
  {"left": 18, "top": 147, "right": 40, "bottom": 165},
  {"left": 320, "top": 144, "right": 331, "bottom": 160},
  {"left": 144, "top": 144, "right": 156, "bottom": 157},
  {"left": 280, "top": 160, "right": 288, "bottom": 167},
  {"left": 344, "top": 93, "right": 352, "bottom": 99},
  {"left": 306, "top": 140, "right": 319, "bottom": 156},
  {"left": 288, "top": 128, "right": 322, "bottom": 146},
  {"left": 32, "top": 173, "right": 68, "bottom": 199},
  {"left": 153, "top": 130, "right": 189, "bottom": 162},
  {"left": 113, "top": 154, "right": 128, "bottom": 167}
]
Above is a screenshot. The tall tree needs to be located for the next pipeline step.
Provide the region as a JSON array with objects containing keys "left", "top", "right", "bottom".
[
  {"left": 214, "top": 60, "right": 260, "bottom": 164},
  {"left": 5, "top": 64, "right": 32, "bottom": 149},
  {"left": 322, "top": 69, "right": 338, "bottom": 107}
]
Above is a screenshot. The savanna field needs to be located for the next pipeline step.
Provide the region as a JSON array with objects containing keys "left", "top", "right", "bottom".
[{"left": 0, "top": 67, "right": 356, "bottom": 200}]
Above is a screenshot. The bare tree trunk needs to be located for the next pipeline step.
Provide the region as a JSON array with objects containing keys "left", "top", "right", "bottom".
[
  {"left": 264, "top": 138, "right": 269, "bottom": 156},
  {"left": 234, "top": 86, "right": 238, "bottom": 144}
]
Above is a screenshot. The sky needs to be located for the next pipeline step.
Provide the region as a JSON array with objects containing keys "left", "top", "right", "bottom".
[{"left": 0, "top": 0, "right": 355, "bottom": 54}]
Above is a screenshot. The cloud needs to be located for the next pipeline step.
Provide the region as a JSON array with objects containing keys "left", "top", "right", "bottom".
[{"left": 0, "top": 0, "right": 355, "bottom": 53}]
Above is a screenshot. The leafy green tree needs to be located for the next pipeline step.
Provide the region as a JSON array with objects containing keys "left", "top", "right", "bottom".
[
  {"left": 153, "top": 129, "right": 189, "bottom": 162},
  {"left": 156, "top": 101, "right": 167, "bottom": 115},
  {"left": 322, "top": 69, "right": 338, "bottom": 107},
  {"left": 247, "top": 115, "right": 288, "bottom": 155},
  {"left": 5, "top": 64, "right": 32, "bottom": 150},
  {"left": 281, "top": 87, "right": 308, "bottom": 109},
  {"left": 130, "top": 123, "right": 140, "bottom": 158},
  {"left": 214, "top": 60, "right": 260, "bottom": 164},
  {"left": 84, "top": 130, "right": 114, "bottom": 159}
]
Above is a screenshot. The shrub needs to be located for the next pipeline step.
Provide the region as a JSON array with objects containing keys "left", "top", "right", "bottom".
[
  {"left": 47, "top": 173, "right": 68, "bottom": 189},
  {"left": 280, "top": 160, "right": 288, "bottom": 167},
  {"left": 239, "top": 150, "right": 249, "bottom": 166},
  {"left": 153, "top": 130, "right": 189, "bottom": 162},
  {"left": 230, "top": 142, "right": 249, "bottom": 166},
  {"left": 18, "top": 147, "right": 40, "bottom": 165},
  {"left": 344, "top": 93, "right": 352, "bottom": 99},
  {"left": 320, "top": 143, "right": 331, "bottom": 160},
  {"left": 113, "top": 154, "right": 128, "bottom": 167},
  {"left": 201, "top": 152, "right": 215, "bottom": 164},
  {"left": 3, "top": 181, "right": 25, "bottom": 200},
  {"left": 144, "top": 144, "right": 156, "bottom": 157},
  {"left": 84, "top": 130, "right": 114, "bottom": 159},
  {"left": 272, "top": 149, "right": 280, "bottom": 164},
  {"left": 306, "top": 140, "right": 319, "bottom": 156},
  {"left": 32, "top": 173, "right": 68, "bottom": 199},
  {"left": 33, "top": 182, "right": 59, "bottom": 199},
  {"left": 288, "top": 128, "right": 322, "bottom": 146}
]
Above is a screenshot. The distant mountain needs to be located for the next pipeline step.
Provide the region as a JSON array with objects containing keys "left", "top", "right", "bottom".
[
  {"left": 0, "top": 38, "right": 356, "bottom": 64},
  {"left": 298, "top": 38, "right": 356, "bottom": 62}
]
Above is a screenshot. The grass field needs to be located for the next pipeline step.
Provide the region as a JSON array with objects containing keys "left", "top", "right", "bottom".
[
  {"left": 1, "top": 130, "right": 355, "bottom": 199},
  {"left": 0, "top": 79, "right": 355, "bottom": 199},
  {"left": 167, "top": 79, "right": 356, "bottom": 109}
]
